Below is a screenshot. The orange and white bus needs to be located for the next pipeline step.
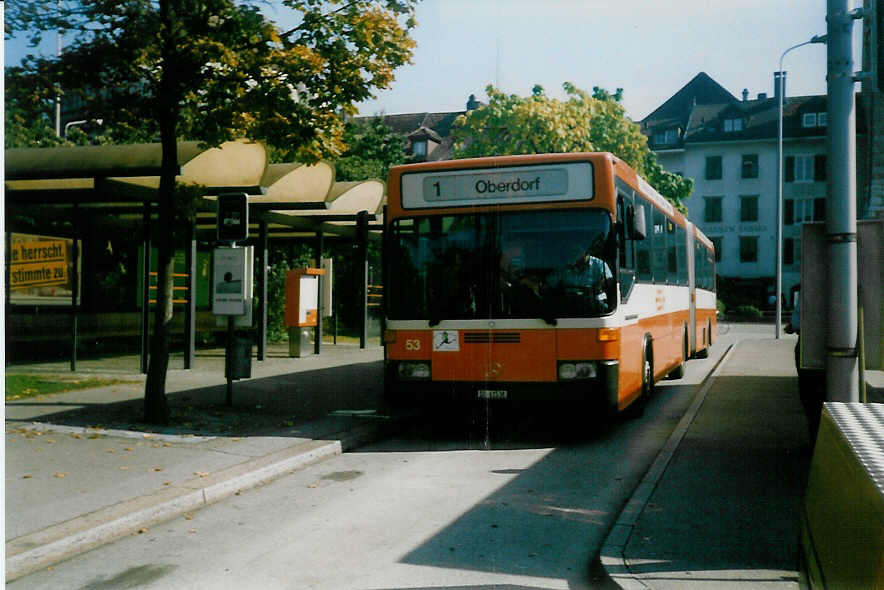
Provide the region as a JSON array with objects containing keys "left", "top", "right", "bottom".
[{"left": 382, "top": 153, "right": 716, "bottom": 415}]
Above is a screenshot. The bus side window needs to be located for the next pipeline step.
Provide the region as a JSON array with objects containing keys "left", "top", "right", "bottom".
[
  {"left": 651, "top": 208, "right": 667, "bottom": 284},
  {"left": 617, "top": 195, "right": 636, "bottom": 300},
  {"left": 676, "top": 226, "right": 687, "bottom": 286},
  {"left": 635, "top": 200, "right": 652, "bottom": 281},
  {"left": 617, "top": 196, "right": 634, "bottom": 270}
]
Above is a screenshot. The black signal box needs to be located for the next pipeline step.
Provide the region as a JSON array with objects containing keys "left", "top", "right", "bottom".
[{"left": 217, "top": 193, "right": 249, "bottom": 242}]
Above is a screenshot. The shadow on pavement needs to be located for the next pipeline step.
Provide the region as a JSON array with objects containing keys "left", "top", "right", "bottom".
[{"left": 6, "top": 360, "right": 385, "bottom": 438}]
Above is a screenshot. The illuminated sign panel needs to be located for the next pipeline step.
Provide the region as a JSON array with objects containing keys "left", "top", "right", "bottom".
[
  {"left": 401, "top": 162, "right": 593, "bottom": 208},
  {"left": 8, "top": 233, "right": 81, "bottom": 305}
]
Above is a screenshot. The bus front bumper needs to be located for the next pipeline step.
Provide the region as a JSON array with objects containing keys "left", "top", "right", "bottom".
[{"left": 384, "top": 360, "right": 619, "bottom": 410}]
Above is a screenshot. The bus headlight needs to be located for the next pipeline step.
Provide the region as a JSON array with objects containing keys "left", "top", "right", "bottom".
[
  {"left": 397, "top": 361, "right": 431, "bottom": 380},
  {"left": 558, "top": 361, "right": 598, "bottom": 381}
]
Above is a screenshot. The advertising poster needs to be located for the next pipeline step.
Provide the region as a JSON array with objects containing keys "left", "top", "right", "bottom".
[{"left": 8, "top": 233, "right": 81, "bottom": 305}]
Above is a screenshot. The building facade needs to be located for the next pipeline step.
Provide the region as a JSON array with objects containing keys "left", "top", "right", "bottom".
[{"left": 642, "top": 72, "right": 835, "bottom": 308}]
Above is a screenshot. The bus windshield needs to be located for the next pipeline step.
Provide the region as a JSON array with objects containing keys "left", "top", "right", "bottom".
[{"left": 387, "top": 209, "right": 616, "bottom": 322}]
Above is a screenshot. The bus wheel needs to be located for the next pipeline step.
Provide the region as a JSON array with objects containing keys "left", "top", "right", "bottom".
[
  {"left": 668, "top": 328, "right": 687, "bottom": 379},
  {"left": 626, "top": 344, "right": 652, "bottom": 419},
  {"left": 696, "top": 320, "right": 711, "bottom": 358}
]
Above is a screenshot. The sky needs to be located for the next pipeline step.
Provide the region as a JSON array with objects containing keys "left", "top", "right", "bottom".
[{"left": 4, "top": 0, "right": 864, "bottom": 122}]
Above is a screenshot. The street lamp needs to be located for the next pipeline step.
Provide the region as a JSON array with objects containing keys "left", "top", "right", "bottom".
[
  {"left": 63, "top": 118, "right": 104, "bottom": 139},
  {"left": 776, "top": 34, "right": 827, "bottom": 338}
]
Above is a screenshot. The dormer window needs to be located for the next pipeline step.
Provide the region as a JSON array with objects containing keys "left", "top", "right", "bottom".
[
  {"left": 803, "top": 112, "right": 827, "bottom": 128},
  {"left": 412, "top": 140, "right": 427, "bottom": 156},
  {"left": 653, "top": 128, "right": 678, "bottom": 145},
  {"left": 723, "top": 118, "right": 743, "bottom": 132}
]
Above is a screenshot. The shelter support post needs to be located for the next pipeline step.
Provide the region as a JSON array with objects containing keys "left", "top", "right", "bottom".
[
  {"left": 356, "top": 211, "right": 369, "bottom": 349},
  {"left": 184, "top": 221, "right": 196, "bottom": 369},
  {"left": 70, "top": 202, "right": 80, "bottom": 372},
  {"left": 314, "top": 226, "right": 324, "bottom": 355},
  {"left": 257, "top": 218, "right": 268, "bottom": 361},
  {"left": 140, "top": 201, "right": 151, "bottom": 374}
]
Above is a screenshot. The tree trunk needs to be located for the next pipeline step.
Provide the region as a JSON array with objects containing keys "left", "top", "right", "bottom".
[
  {"left": 144, "top": 0, "right": 177, "bottom": 424},
  {"left": 143, "top": 117, "right": 177, "bottom": 424}
]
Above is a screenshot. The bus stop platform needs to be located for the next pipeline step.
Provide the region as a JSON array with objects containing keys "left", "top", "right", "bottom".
[{"left": 602, "top": 337, "right": 883, "bottom": 590}]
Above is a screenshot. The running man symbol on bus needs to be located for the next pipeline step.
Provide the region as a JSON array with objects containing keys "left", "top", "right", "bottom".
[{"left": 433, "top": 330, "right": 459, "bottom": 351}]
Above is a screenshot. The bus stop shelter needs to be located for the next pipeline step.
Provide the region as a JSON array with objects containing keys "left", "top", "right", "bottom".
[{"left": 5, "top": 140, "right": 384, "bottom": 373}]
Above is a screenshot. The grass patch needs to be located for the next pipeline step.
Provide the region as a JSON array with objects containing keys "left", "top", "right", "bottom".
[{"left": 5, "top": 374, "right": 137, "bottom": 401}]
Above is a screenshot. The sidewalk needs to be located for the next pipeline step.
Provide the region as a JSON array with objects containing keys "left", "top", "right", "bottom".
[
  {"left": 5, "top": 342, "right": 393, "bottom": 581},
  {"left": 602, "top": 337, "right": 879, "bottom": 590},
  {"left": 7, "top": 336, "right": 881, "bottom": 585}
]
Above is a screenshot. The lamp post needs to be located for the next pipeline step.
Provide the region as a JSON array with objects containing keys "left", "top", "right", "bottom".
[
  {"left": 776, "top": 34, "right": 827, "bottom": 338},
  {"left": 63, "top": 118, "right": 104, "bottom": 139}
]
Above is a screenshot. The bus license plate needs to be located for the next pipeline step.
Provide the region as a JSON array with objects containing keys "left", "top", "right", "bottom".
[{"left": 477, "top": 389, "right": 508, "bottom": 400}]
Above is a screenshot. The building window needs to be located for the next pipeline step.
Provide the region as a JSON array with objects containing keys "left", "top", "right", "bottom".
[
  {"left": 814, "top": 197, "right": 826, "bottom": 221},
  {"left": 739, "top": 236, "right": 758, "bottom": 263},
  {"left": 653, "top": 129, "right": 678, "bottom": 145},
  {"left": 785, "top": 155, "right": 827, "bottom": 183},
  {"left": 704, "top": 197, "right": 723, "bottom": 223},
  {"left": 709, "top": 236, "right": 723, "bottom": 262},
  {"left": 724, "top": 118, "right": 743, "bottom": 132},
  {"left": 740, "top": 195, "right": 759, "bottom": 222},
  {"left": 802, "top": 112, "right": 827, "bottom": 128},
  {"left": 741, "top": 154, "right": 758, "bottom": 178},
  {"left": 795, "top": 155, "right": 814, "bottom": 181},
  {"left": 705, "top": 156, "right": 722, "bottom": 180},
  {"left": 784, "top": 238, "right": 795, "bottom": 265},
  {"left": 411, "top": 140, "right": 427, "bottom": 156},
  {"left": 791, "top": 197, "right": 826, "bottom": 223}
]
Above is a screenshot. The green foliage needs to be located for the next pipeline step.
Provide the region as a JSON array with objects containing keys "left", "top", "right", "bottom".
[
  {"left": 451, "top": 82, "right": 692, "bottom": 210},
  {"left": 5, "top": 375, "right": 135, "bottom": 400},
  {"left": 334, "top": 117, "right": 406, "bottom": 181},
  {"left": 732, "top": 305, "right": 762, "bottom": 321},
  {"left": 6, "top": 0, "right": 418, "bottom": 160},
  {"left": 6, "top": 0, "right": 419, "bottom": 421}
]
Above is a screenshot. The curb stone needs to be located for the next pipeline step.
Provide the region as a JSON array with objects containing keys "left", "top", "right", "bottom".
[{"left": 599, "top": 344, "right": 736, "bottom": 590}]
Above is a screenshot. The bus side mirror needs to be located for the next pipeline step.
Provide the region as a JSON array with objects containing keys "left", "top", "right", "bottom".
[{"left": 630, "top": 205, "right": 647, "bottom": 240}]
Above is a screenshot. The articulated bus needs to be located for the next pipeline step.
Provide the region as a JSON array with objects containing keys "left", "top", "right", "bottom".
[{"left": 382, "top": 153, "right": 716, "bottom": 415}]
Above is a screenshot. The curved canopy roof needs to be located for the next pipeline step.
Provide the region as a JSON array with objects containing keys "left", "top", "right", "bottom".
[{"left": 5, "top": 140, "right": 385, "bottom": 238}]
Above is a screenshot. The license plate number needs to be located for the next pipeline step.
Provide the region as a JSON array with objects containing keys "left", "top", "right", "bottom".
[{"left": 477, "top": 389, "right": 508, "bottom": 400}]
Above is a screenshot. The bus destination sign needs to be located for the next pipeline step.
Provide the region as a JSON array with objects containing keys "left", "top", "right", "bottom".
[{"left": 401, "top": 162, "right": 593, "bottom": 209}]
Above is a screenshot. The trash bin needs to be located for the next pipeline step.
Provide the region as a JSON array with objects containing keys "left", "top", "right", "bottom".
[
  {"left": 288, "top": 327, "right": 314, "bottom": 358},
  {"left": 226, "top": 333, "right": 252, "bottom": 379}
]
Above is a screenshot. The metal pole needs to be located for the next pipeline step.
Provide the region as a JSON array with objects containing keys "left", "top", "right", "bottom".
[
  {"left": 55, "top": 0, "right": 61, "bottom": 138},
  {"left": 314, "top": 227, "right": 324, "bottom": 355},
  {"left": 140, "top": 201, "right": 151, "bottom": 374},
  {"left": 184, "top": 222, "right": 196, "bottom": 369},
  {"left": 226, "top": 315, "right": 234, "bottom": 405},
  {"left": 356, "top": 212, "right": 369, "bottom": 349},
  {"left": 70, "top": 203, "right": 79, "bottom": 372},
  {"left": 776, "top": 65, "right": 786, "bottom": 339},
  {"left": 825, "top": 0, "right": 860, "bottom": 402},
  {"left": 257, "top": 218, "right": 268, "bottom": 361},
  {"left": 776, "top": 35, "right": 827, "bottom": 338}
]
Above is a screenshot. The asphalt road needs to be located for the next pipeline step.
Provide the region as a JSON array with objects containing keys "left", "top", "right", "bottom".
[{"left": 9, "top": 326, "right": 758, "bottom": 590}]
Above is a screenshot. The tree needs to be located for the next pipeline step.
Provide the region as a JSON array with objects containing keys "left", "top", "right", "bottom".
[
  {"left": 7, "top": 0, "right": 418, "bottom": 423},
  {"left": 334, "top": 116, "right": 406, "bottom": 181},
  {"left": 451, "top": 83, "right": 692, "bottom": 210}
]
